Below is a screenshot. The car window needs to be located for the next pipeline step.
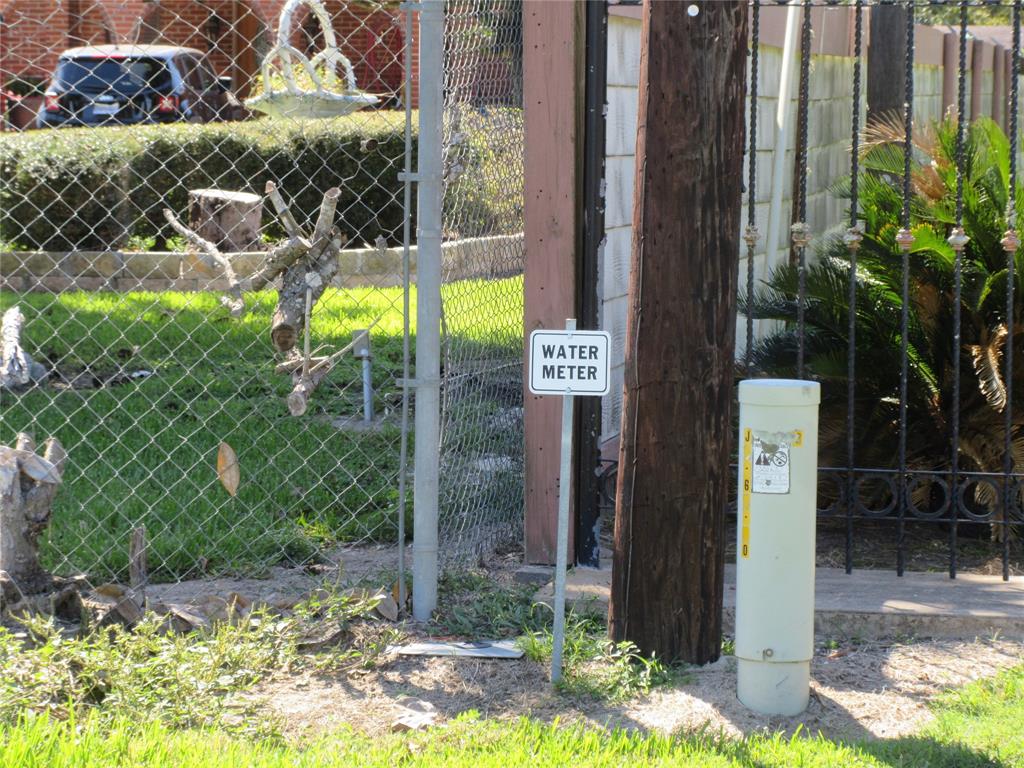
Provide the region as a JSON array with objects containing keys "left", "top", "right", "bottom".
[
  {"left": 193, "top": 59, "right": 217, "bottom": 90},
  {"left": 56, "top": 57, "right": 171, "bottom": 94},
  {"left": 180, "top": 55, "right": 214, "bottom": 90},
  {"left": 175, "top": 55, "right": 195, "bottom": 88}
]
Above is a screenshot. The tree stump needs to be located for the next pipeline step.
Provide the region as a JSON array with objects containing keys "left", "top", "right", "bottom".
[
  {"left": 188, "top": 189, "right": 263, "bottom": 253},
  {"left": 0, "top": 433, "right": 65, "bottom": 598}
]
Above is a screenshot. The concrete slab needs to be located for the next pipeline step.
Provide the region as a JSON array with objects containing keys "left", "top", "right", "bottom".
[
  {"left": 513, "top": 564, "right": 554, "bottom": 585},
  {"left": 535, "top": 561, "right": 1024, "bottom": 640}
]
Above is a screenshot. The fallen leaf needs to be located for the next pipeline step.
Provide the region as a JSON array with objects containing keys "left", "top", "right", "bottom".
[
  {"left": 375, "top": 593, "right": 399, "bottom": 622},
  {"left": 391, "top": 699, "right": 438, "bottom": 732},
  {"left": 217, "top": 442, "right": 240, "bottom": 496}
]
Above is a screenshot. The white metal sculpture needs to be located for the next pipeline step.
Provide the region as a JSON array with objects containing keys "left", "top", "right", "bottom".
[{"left": 245, "top": 0, "right": 379, "bottom": 119}]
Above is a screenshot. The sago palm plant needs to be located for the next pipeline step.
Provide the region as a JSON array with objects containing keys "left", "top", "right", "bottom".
[{"left": 746, "top": 116, "right": 1024, "bottom": 521}]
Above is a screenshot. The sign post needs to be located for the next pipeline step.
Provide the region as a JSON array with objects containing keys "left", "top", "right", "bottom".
[{"left": 528, "top": 319, "right": 610, "bottom": 683}]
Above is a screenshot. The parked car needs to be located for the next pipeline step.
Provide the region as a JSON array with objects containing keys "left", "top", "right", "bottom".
[{"left": 37, "top": 44, "right": 240, "bottom": 128}]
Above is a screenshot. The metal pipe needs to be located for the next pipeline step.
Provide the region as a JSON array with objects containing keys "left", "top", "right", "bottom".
[
  {"left": 352, "top": 328, "right": 373, "bottom": 422},
  {"left": 361, "top": 355, "right": 373, "bottom": 423},
  {"left": 551, "top": 318, "right": 577, "bottom": 684},
  {"left": 412, "top": 0, "right": 444, "bottom": 622},
  {"left": 0, "top": 13, "right": 7, "bottom": 133},
  {"left": 575, "top": 0, "right": 608, "bottom": 570},
  {"left": 765, "top": 2, "right": 801, "bottom": 271},
  {"left": 396, "top": 0, "right": 414, "bottom": 613}
]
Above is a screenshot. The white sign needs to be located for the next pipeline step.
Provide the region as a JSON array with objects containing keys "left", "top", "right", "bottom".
[
  {"left": 751, "top": 431, "right": 792, "bottom": 494},
  {"left": 528, "top": 329, "right": 611, "bottom": 396}
]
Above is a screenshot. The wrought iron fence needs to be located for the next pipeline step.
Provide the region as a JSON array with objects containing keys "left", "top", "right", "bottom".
[{"left": 739, "top": 0, "right": 1024, "bottom": 580}]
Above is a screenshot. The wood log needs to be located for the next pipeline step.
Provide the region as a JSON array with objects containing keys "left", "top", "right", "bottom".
[
  {"left": 282, "top": 326, "right": 376, "bottom": 416},
  {"left": 270, "top": 233, "right": 343, "bottom": 352},
  {"left": 287, "top": 369, "right": 328, "bottom": 417},
  {"left": 188, "top": 188, "right": 263, "bottom": 253},
  {"left": 163, "top": 209, "right": 247, "bottom": 317},
  {"left": 270, "top": 188, "right": 343, "bottom": 353},
  {"left": 1, "top": 306, "right": 47, "bottom": 390},
  {"left": 0, "top": 433, "right": 66, "bottom": 596}
]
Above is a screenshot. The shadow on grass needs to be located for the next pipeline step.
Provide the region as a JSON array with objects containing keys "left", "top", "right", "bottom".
[{"left": 858, "top": 735, "right": 1006, "bottom": 767}]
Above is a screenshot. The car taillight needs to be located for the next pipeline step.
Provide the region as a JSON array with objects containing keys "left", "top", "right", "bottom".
[
  {"left": 156, "top": 95, "right": 178, "bottom": 113},
  {"left": 45, "top": 94, "right": 61, "bottom": 113}
]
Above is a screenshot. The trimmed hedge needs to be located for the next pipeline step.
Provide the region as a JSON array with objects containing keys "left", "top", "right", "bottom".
[{"left": 0, "top": 113, "right": 416, "bottom": 250}]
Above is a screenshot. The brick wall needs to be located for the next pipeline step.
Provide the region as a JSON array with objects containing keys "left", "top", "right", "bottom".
[{"left": 0, "top": 0, "right": 71, "bottom": 81}]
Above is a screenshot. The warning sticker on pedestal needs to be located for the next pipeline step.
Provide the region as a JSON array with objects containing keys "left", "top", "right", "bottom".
[{"left": 751, "top": 431, "right": 793, "bottom": 494}]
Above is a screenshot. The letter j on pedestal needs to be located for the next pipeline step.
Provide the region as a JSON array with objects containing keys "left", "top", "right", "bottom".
[{"left": 736, "top": 379, "right": 820, "bottom": 716}]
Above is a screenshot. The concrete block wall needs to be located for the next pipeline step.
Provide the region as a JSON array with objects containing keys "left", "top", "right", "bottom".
[
  {"left": 0, "top": 234, "right": 523, "bottom": 293},
  {"left": 600, "top": 10, "right": 640, "bottom": 441},
  {"left": 915, "top": 63, "right": 944, "bottom": 124}
]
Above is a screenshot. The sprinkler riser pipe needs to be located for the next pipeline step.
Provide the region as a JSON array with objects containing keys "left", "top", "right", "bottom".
[{"left": 361, "top": 356, "right": 373, "bottom": 423}]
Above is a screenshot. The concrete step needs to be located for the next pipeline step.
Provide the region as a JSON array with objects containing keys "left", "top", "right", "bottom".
[{"left": 535, "top": 562, "right": 1024, "bottom": 640}]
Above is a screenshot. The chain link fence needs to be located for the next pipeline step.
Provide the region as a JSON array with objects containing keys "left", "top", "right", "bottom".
[
  {"left": 0, "top": 0, "right": 524, "bottom": 600},
  {"left": 437, "top": 0, "right": 523, "bottom": 563}
]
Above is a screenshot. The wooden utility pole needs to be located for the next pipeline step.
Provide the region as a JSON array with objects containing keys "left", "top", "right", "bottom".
[
  {"left": 609, "top": 0, "right": 747, "bottom": 664},
  {"left": 867, "top": 4, "right": 908, "bottom": 124}
]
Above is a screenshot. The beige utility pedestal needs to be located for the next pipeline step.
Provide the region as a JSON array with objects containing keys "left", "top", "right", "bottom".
[{"left": 735, "top": 379, "right": 820, "bottom": 716}]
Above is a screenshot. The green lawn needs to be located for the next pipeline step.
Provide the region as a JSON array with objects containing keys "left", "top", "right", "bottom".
[
  {"left": 5, "top": 662, "right": 1024, "bottom": 767},
  {"left": 0, "top": 277, "right": 523, "bottom": 583}
]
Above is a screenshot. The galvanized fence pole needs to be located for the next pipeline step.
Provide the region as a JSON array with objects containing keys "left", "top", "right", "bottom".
[{"left": 412, "top": 0, "right": 445, "bottom": 621}]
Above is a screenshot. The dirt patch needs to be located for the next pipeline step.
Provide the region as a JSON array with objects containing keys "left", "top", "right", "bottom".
[
  {"left": 146, "top": 545, "right": 399, "bottom": 607},
  {"left": 253, "top": 637, "right": 1022, "bottom": 742},
  {"left": 125, "top": 544, "right": 1024, "bottom": 742},
  {"left": 621, "top": 638, "right": 1022, "bottom": 740}
]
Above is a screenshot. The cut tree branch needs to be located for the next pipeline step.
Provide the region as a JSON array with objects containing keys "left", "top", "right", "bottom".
[{"left": 162, "top": 208, "right": 245, "bottom": 317}]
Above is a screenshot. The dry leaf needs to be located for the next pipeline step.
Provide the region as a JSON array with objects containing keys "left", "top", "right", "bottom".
[
  {"left": 375, "top": 593, "right": 399, "bottom": 622},
  {"left": 217, "top": 442, "right": 240, "bottom": 496}
]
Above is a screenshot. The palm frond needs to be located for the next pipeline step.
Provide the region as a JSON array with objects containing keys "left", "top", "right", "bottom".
[{"left": 968, "top": 324, "right": 1008, "bottom": 412}]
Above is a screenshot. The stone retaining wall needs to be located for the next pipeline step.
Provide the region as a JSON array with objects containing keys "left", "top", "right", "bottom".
[{"left": 0, "top": 234, "right": 524, "bottom": 293}]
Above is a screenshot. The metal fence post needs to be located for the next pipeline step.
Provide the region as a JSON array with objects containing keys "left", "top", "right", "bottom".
[{"left": 412, "top": 0, "right": 444, "bottom": 621}]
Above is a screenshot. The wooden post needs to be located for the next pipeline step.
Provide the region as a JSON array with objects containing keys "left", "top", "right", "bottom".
[
  {"left": 522, "top": 0, "right": 584, "bottom": 564},
  {"left": 867, "top": 3, "right": 907, "bottom": 124},
  {"left": 129, "top": 525, "right": 147, "bottom": 602},
  {"left": 609, "top": 0, "right": 747, "bottom": 664},
  {"left": 942, "top": 31, "right": 958, "bottom": 118},
  {"left": 971, "top": 39, "right": 985, "bottom": 122},
  {"left": 233, "top": 0, "right": 260, "bottom": 98},
  {"left": 993, "top": 45, "right": 1005, "bottom": 130}
]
